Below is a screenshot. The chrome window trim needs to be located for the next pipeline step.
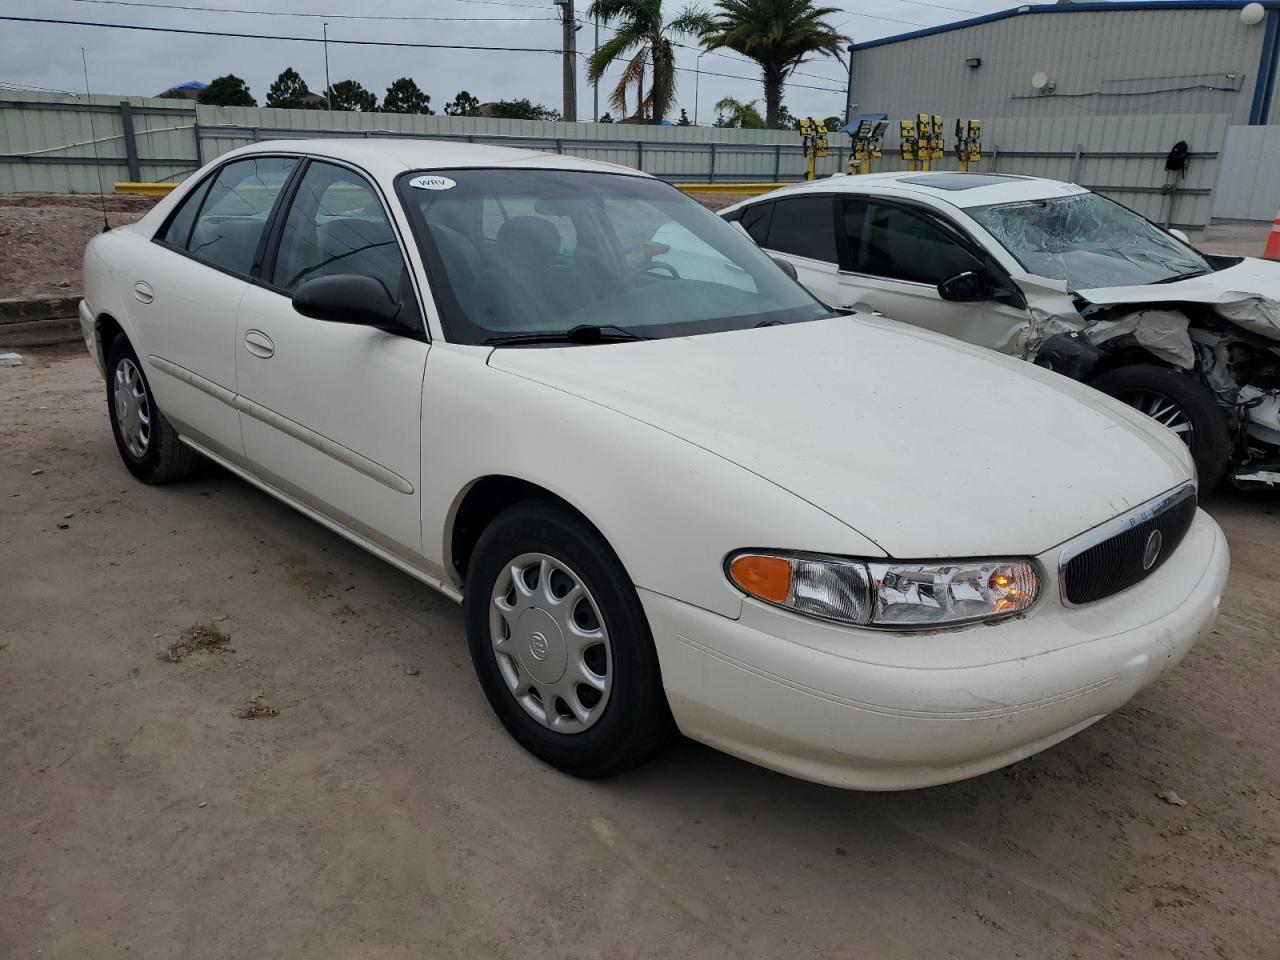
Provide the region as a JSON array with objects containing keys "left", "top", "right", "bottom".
[{"left": 1057, "top": 483, "right": 1197, "bottom": 607}]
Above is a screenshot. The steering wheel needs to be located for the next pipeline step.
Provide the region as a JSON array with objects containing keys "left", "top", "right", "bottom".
[{"left": 640, "top": 261, "right": 681, "bottom": 279}]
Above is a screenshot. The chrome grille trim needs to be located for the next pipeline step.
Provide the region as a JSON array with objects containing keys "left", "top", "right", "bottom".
[{"left": 1058, "top": 484, "right": 1198, "bottom": 607}]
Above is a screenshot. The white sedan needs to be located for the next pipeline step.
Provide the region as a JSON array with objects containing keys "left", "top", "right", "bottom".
[
  {"left": 80, "top": 140, "right": 1228, "bottom": 790},
  {"left": 721, "top": 172, "right": 1280, "bottom": 489}
]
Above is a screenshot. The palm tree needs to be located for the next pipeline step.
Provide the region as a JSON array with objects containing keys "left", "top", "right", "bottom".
[
  {"left": 713, "top": 96, "right": 764, "bottom": 128},
  {"left": 587, "top": 0, "right": 712, "bottom": 124},
  {"left": 700, "top": 0, "right": 847, "bottom": 129}
]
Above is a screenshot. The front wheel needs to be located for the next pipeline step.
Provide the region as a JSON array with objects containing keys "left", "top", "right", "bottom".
[
  {"left": 1091, "top": 364, "right": 1231, "bottom": 489},
  {"left": 464, "top": 501, "right": 673, "bottom": 778}
]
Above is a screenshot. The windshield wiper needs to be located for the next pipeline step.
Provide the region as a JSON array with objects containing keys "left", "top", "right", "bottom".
[
  {"left": 482, "top": 324, "right": 650, "bottom": 346},
  {"left": 1151, "top": 269, "right": 1212, "bottom": 284}
]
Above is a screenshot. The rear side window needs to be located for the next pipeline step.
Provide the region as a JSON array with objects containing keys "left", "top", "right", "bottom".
[
  {"left": 184, "top": 156, "right": 298, "bottom": 278},
  {"left": 270, "top": 161, "right": 407, "bottom": 296},
  {"left": 764, "top": 196, "right": 836, "bottom": 263},
  {"left": 156, "top": 176, "right": 211, "bottom": 248},
  {"left": 845, "top": 198, "right": 982, "bottom": 284}
]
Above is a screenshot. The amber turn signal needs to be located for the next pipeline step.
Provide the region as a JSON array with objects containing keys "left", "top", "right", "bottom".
[{"left": 729, "top": 554, "right": 793, "bottom": 604}]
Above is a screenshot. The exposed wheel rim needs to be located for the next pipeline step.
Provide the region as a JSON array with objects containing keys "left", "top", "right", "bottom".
[
  {"left": 489, "top": 551, "right": 612, "bottom": 734},
  {"left": 1115, "top": 388, "right": 1194, "bottom": 446},
  {"left": 113, "top": 357, "right": 151, "bottom": 458}
]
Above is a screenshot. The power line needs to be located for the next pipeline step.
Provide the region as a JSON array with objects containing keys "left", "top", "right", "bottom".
[
  {"left": 588, "top": 21, "right": 848, "bottom": 88},
  {"left": 0, "top": 15, "right": 566, "bottom": 53},
  {"left": 51, "top": 0, "right": 555, "bottom": 20}
]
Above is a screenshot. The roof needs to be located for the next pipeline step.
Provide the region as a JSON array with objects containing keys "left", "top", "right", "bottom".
[
  {"left": 722, "top": 171, "right": 1090, "bottom": 211},
  {"left": 225, "top": 138, "right": 650, "bottom": 179},
  {"left": 853, "top": 0, "right": 1280, "bottom": 51}
]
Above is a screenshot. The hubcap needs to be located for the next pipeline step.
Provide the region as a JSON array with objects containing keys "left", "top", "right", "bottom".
[
  {"left": 1117, "top": 388, "right": 1194, "bottom": 445},
  {"left": 113, "top": 357, "right": 151, "bottom": 458},
  {"left": 489, "top": 552, "right": 612, "bottom": 734}
]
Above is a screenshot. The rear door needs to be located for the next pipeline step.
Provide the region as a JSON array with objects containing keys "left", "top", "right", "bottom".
[
  {"left": 835, "top": 196, "right": 1032, "bottom": 354},
  {"left": 234, "top": 159, "right": 430, "bottom": 565},
  {"left": 139, "top": 155, "right": 299, "bottom": 462},
  {"left": 755, "top": 195, "right": 842, "bottom": 304}
]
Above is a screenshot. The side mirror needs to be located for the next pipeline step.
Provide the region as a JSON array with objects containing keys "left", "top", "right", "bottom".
[
  {"left": 292, "top": 275, "right": 405, "bottom": 330},
  {"left": 1168, "top": 228, "right": 1190, "bottom": 244},
  {"left": 772, "top": 256, "right": 799, "bottom": 281},
  {"left": 937, "top": 270, "right": 996, "bottom": 302}
]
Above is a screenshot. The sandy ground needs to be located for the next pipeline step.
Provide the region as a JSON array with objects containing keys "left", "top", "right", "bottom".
[
  {"left": 0, "top": 193, "right": 156, "bottom": 300},
  {"left": 1, "top": 346, "right": 1278, "bottom": 959}
]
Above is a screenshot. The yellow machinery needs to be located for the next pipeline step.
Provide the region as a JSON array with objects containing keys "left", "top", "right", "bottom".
[
  {"left": 900, "top": 114, "right": 945, "bottom": 171},
  {"left": 846, "top": 116, "right": 889, "bottom": 176},
  {"left": 954, "top": 118, "right": 982, "bottom": 172},
  {"left": 799, "top": 117, "right": 829, "bottom": 181}
]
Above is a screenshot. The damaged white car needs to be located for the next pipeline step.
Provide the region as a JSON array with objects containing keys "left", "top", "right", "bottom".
[{"left": 721, "top": 173, "right": 1280, "bottom": 487}]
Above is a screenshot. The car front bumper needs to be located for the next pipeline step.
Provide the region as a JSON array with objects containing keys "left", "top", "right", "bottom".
[{"left": 641, "top": 508, "right": 1228, "bottom": 790}]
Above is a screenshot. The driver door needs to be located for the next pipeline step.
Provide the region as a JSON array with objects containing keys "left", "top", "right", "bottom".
[{"left": 835, "top": 197, "right": 1033, "bottom": 356}]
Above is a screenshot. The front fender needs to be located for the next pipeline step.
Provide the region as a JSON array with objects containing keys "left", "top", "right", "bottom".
[{"left": 420, "top": 344, "right": 885, "bottom": 619}]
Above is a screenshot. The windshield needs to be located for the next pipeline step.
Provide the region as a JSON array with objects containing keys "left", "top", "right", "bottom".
[
  {"left": 969, "top": 192, "right": 1212, "bottom": 291},
  {"left": 396, "top": 168, "right": 828, "bottom": 344}
]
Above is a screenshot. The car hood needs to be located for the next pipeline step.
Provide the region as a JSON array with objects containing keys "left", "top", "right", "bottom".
[
  {"left": 488, "top": 316, "right": 1192, "bottom": 558},
  {"left": 1077, "top": 256, "right": 1280, "bottom": 341}
]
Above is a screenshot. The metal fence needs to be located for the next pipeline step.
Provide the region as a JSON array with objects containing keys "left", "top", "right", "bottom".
[
  {"left": 865, "top": 113, "right": 1231, "bottom": 232},
  {"left": 0, "top": 91, "right": 1231, "bottom": 231},
  {"left": 1212, "top": 124, "right": 1280, "bottom": 220}
]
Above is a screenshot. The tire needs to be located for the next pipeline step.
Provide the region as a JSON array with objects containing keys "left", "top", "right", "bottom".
[
  {"left": 464, "top": 500, "right": 674, "bottom": 778},
  {"left": 1090, "top": 364, "right": 1231, "bottom": 489},
  {"left": 105, "top": 336, "right": 196, "bottom": 484}
]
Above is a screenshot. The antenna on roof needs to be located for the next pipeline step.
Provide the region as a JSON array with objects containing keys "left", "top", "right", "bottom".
[{"left": 80, "top": 47, "right": 110, "bottom": 233}]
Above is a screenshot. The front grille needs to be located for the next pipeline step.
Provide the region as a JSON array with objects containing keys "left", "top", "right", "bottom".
[{"left": 1060, "top": 485, "right": 1198, "bottom": 606}]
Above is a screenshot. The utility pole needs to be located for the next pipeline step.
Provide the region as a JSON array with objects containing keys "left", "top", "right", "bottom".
[
  {"left": 843, "top": 41, "right": 855, "bottom": 125},
  {"left": 592, "top": 13, "right": 599, "bottom": 122},
  {"left": 323, "top": 22, "right": 333, "bottom": 110},
  {"left": 694, "top": 50, "right": 706, "bottom": 125},
  {"left": 556, "top": 0, "right": 578, "bottom": 122}
]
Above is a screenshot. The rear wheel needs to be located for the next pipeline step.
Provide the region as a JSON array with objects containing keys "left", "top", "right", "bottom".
[
  {"left": 1091, "top": 364, "right": 1230, "bottom": 489},
  {"left": 464, "top": 501, "right": 673, "bottom": 778},
  {"left": 106, "top": 337, "right": 196, "bottom": 483}
]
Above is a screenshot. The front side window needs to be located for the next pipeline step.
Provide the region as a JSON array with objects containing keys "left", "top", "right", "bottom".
[
  {"left": 271, "top": 161, "right": 407, "bottom": 297},
  {"left": 969, "top": 192, "right": 1211, "bottom": 290},
  {"left": 844, "top": 199, "right": 984, "bottom": 285},
  {"left": 764, "top": 196, "right": 837, "bottom": 263},
  {"left": 186, "top": 156, "right": 298, "bottom": 278},
  {"left": 397, "top": 169, "right": 827, "bottom": 345}
]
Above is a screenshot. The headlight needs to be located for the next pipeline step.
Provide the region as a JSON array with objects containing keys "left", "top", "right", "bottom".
[{"left": 727, "top": 552, "right": 1039, "bottom": 629}]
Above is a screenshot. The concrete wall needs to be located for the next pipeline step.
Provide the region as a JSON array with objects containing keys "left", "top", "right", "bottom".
[
  {"left": 1213, "top": 124, "right": 1280, "bottom": 218},
  {"left": 850, "top": 5, "right": 1273, "bottom": 126}
]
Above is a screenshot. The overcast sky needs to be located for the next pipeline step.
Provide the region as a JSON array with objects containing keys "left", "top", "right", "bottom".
[{"left": 1, "top": 0, "right": 1015, "bottom": 123}]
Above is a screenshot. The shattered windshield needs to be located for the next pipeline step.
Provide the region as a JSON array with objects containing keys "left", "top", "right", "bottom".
[{"left": 969, "top": 193, "right": 1211, "bottom": 291}]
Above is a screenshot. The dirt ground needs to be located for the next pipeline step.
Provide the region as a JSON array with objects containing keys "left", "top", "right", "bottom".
[
  {"left": 0, "top": 193, "right": 156, "bottom": 300},
  {"left": 1, "top": 346, "right": 1277, "bottom": 959}
]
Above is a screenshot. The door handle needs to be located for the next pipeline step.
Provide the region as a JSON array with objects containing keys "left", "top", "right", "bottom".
[
  {"left": 244, "top": 329, "right": 275, "bottom": 359},
  {"left": 133, "top": 281, "right": 154, "bottom": 304}
]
